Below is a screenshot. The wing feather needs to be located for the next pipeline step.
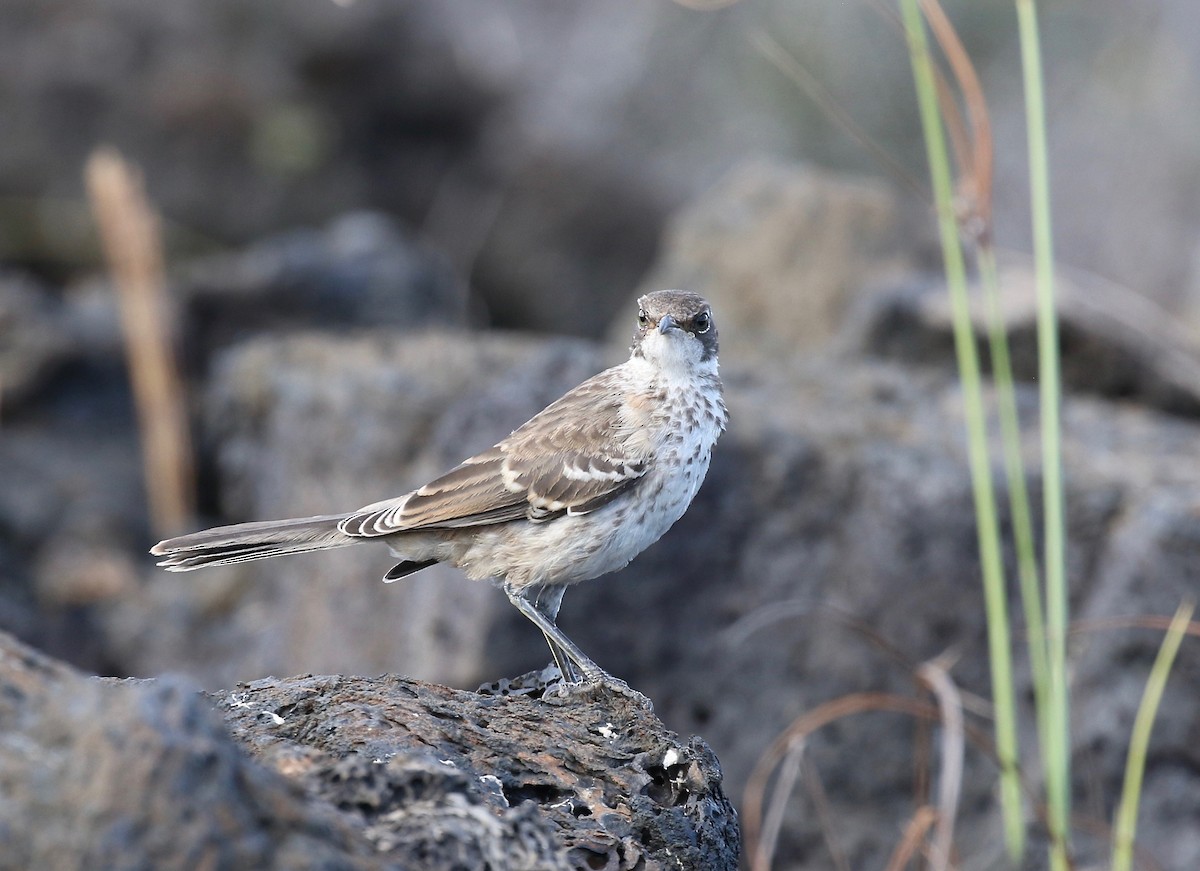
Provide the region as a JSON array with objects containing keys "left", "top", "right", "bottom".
[{"left": 338, "top": 369, "right": 653, "bottom": 538}]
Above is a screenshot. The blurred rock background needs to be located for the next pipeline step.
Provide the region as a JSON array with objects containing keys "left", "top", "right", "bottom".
[{"left": 3, "top": 1, "right": 1200, "bottom": 868}]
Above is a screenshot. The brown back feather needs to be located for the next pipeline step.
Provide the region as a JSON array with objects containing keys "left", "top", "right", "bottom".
[{"left": 338, "top": 368, "right": 652, "bottom": 537}]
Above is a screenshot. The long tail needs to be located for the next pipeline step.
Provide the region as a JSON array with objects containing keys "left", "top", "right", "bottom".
[{"left": 151, "top": 514, "right": 357, "bottom": 571}]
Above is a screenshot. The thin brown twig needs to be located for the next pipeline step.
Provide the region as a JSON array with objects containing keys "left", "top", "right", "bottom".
[
  {"left": 86, "top": 148, "right": 194, "bottom": 536},
  {"left": 912, "top": 702, "right": 932, "bottom": 869},
  {"left": 722, "top": 599, "right": 918, "bottom": 675},
  {"left": 750, "top": 0, "right": 998, "bottom": 243},
  {"left": 739, "top": 602, "right": 1192, "bottom": 868},
  {"left": 917, "top": 659, "right": 965, "bottom": 871},
  {"left": 754, "top": 735, "right": 806, "bottom": 871},
  {"left": 723, "top": 599, "right": 1000, "bottom": 717},
  {"left": 931, "top": 69, "right": 972, "bottom": 200},
  {"left": 743, "top": 693, "right": 942, "bottom": 857},
  {"left": 885, "top": 805, "right": 940, "bottom": 871},
  {"left": 747, "top": 27, "right": 928, "bottom": 202},
  {"left": 741, "top": 662, "right": 1171, "bottom": 870},
  {"left": 1070, "top": 615, "right": 1200, "bottom": 640},
  {"left": 801, "top": 754, "right": 853, "bottom": 871},
  {"left": 919, "top": 0, "right": 994, "bottom": 243}
]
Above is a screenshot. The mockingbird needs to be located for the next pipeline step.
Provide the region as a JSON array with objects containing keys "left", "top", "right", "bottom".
[{"left": 153, "top": 289, "right": 727, "bottom": 687}]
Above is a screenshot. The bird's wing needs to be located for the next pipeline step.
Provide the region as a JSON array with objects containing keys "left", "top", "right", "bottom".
[{"left": 338, "top": 369, "right": 654, "bottom": 537}]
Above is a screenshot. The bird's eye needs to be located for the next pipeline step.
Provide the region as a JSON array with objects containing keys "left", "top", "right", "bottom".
[
  {"left": 637, "top": 309, "right": 649, "bottom": 327},
  {"left": 693, "top": 312, "right": 712, "bottom": 333}
]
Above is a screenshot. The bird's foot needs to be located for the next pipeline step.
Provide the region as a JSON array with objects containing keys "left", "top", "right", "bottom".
[{"left": 542, "top": 672, "right": 653, "bottom": 711}]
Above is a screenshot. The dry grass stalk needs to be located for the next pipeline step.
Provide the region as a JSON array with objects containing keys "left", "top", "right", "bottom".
[
  {"left": 919, "top": 0, "right": 993, "bottom": 243},
  {"left": 743, "top": 676, "right": 995, "bottom": 869},
  {"left": 801, "top": 758, "right": 853, "bottom": 871},
  {"left": 884, "top": 805, "right": 939, "bottom": 871},
  {"left": 85, "top": 148, "right": 194, "bottom": 536},
  {"left": 1070, "top": 615, "right": 1200, "bottom": 640},
  {"left": 748, "top": 27, "right": 926, "bottom": 201},
  {"left": 754, "top": 735, "right": 806, "bottom": 871},
  {"left": 917, "top": 659, "right": 965, "bottom": 871},
  {"left": 743, "top": 692, "right": 942, "bottom": 865}
]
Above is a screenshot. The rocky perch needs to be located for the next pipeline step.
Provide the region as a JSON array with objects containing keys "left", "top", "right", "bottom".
[{"left": 0, "top": 631, "right": 739, "bottom": 871}]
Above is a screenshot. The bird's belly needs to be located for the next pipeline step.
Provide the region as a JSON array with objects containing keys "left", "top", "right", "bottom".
[{"left": 452, "top": 451, "right": 711, "bottom": 589}]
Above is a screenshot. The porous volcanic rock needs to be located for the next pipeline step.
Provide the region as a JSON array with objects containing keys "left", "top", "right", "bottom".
[{"left": 0, "top": 631, "right": 740, "bottom": 870}]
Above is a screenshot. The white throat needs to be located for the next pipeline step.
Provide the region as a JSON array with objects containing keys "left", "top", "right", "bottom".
[{"left": 633, "top": 330, "right": 716, "bottom": 384}]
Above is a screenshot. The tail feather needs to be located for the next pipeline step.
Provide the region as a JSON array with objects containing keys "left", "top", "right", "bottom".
[{"left": 152, "top": 514, "right": 356, "bottom": 571}]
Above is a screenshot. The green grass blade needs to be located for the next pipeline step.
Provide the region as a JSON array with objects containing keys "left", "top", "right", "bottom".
[
  {"left": 899, "top": 0, "right": 1024, "bottom": 858},
  {"left": 1111, "top": 601, "right": 1195, "bottom": 871},
  {"left": 1013, "top": 2, "right": 1070, "bottom": 866},
  {"left": 977, "top": 246, "right": 1050, "bottom": 746}
]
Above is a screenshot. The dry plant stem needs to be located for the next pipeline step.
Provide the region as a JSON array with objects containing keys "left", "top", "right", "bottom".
[
  {"left": 753, "top": 735, "right": 806, "bottom": 871},
  {"left": 932, "top": 72, "right": 972, "bottom": 200},
  {"left": 913, "top": 708, "right": 933, "bottom": 833},
  {"left": 1111, "top": 600, "right": 1195, "bottom": 871},
  {"left": 864, "top": 0, "right": 984, "bottom": 206},
  {"left": 884, "top": 806, "right": 939, "bottom": 871},
  {"left": 86, "top": 148, "right": 194, "bottom": 536},
  {"left": 1070, "top": 615, "right": 1200, "bottom": 639},
  {"left": 802, "top": 759, "right": 852, "bottom": 871},
  {"left": 743, "top": 694, "right": 938, "bottom": 858},
  {"left": 918, "top": 661, "right": 964, "bottom": 871},
  {"left": 721, "top": 600, "right": 916, "bottom": 674},
  {"left": 748, "top": 27, "right": 926, "bottom": 201},
  {"left": 743, "top": 689, "right": 1049, "bottom": 869},
  {"left": 742, "top": 693, "right": 991, "bottom": 859},
  {"left": 919, "top": 0, "right": 993, "bottom": 233}
]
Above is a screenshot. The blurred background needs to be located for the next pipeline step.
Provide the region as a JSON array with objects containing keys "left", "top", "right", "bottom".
[{"left": 4, "top": 0, "right": 1200, "bottom": 867}]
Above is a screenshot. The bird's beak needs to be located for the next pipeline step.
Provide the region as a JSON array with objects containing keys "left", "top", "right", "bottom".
[{"left": 657, "top": 314, "right": 679, "bottom": 334}]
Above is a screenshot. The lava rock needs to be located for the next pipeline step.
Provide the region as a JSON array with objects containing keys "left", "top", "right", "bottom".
[
  {"left": 177, "top": 212, "right": 468, "bottom": 371},
  {"left": 213, "top": 671, "right": 740, "bottom": 870},
  {"left": 630, "top": 160, "right": 910, "bottom": 360},
  {"left": 0, "top": 632, "right": 374, "bottom": 871},
  {"left": 0, "top": 630, "right": 740, "bottom": 870},
  {"left": 852, "top": 261, "right": 1200, "bottom": 418}
]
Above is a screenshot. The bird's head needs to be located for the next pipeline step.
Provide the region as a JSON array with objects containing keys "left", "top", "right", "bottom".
[{"left": 630, "top": 289, "right": 719, "bottom": 374}]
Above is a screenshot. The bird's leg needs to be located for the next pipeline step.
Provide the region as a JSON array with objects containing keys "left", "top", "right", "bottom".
[
  {"left": 528, "top": 585, "right": 580, "bottom": 684},
  {"left": 505, "top": 583, "right": 606, "bottom": 684}
]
